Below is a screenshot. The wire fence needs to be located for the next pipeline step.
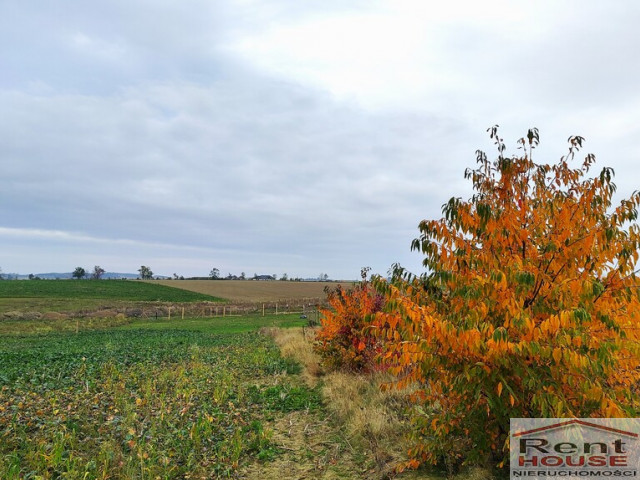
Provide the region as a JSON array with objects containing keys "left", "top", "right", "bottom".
[{"left": 96, "top": 297, "right": 329, "bottom": 322}]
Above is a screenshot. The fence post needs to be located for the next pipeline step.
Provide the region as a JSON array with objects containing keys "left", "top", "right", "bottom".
[
  {"left": 182, "top": 307, "right": 185, "bottom": 320},
  {"left": 168, "top": 307, "right": 171, "bottom": 321}
]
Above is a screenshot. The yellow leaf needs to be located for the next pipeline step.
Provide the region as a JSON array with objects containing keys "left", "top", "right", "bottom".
[
  {"left": 497, "top": 382, "right": 503, "bottom": 397},
  {"left": 552, "top": 347, "right": 562, "bottom": 365}
]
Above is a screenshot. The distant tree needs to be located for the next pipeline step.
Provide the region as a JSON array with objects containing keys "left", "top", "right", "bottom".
[
  {"left": 240, "top": 272, "right": 246, "bottom": 280},
  {"left": 318, "top": 273, "right": 329, "bottom": 281},
  {"left": 209, "top": 268, "right": 220, "bottom": 280},
  {"left": 281, "top": 273, "right": 288, "bottom": 281},
  {"left": 91, "top": 265, "right": 106, "bottom": 280},
  {"left": 173, "top": 273, "right": 179, "bottom": 280},
  {"left": 28, "top": 273, "right": 35, "bottom": 280},
  {"left": 138, "top": 265, "right": 153, "bottom": 280},
  {"left": 0, "top": 267, "right": 3, "bottom": 280},
  {"left": 72, "top": 267, "right": 86, "bottom": 279},
  {"left": 272, "top": 274, "right": 278, "bottom": 281}
]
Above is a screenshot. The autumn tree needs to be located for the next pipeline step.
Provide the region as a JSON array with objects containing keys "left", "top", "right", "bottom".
[{"left": 374, "top": 128, "right": 640, "bottom": 469}]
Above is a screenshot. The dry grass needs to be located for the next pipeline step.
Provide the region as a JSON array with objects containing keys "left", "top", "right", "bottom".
[
  {"left": 322, "top": 371, "right": 416, "bottom": 477},
  {"left": 265, "top": 327, "right": 417, "bottom": 478},
  {"left": 261, "top": 327, "right": 323, "bottom": 385},
  {"left": 152, "top": 280, "right": 352, "bottom": 303},
  {"left": 266, "top": 327, "right": 496, "bottom": 480}
]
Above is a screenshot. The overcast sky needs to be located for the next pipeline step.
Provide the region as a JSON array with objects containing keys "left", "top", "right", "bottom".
[{"left": 2, "top": 1, "right": 640, "bottom": 279}]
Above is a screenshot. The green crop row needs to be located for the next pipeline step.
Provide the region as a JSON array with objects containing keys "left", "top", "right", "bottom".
[
  {"left": 0, "top": 314, "right": 320, "bottom": 479},
  {"left": 0, "top": 279, "right": 223, "bottom": 303}
]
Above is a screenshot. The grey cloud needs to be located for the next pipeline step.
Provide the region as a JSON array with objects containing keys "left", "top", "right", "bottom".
[
  {"left": 3, "top": 1, "right": 637, "bottom": 279},
  {"left": 1, "top": 70, "right": 463, "bottom": 277}
]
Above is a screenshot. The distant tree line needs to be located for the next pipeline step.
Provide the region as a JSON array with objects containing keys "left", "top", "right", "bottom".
[
  {"left": 0, "top": 265, "right": 333, "bottom": 282},
  {"left": 71, "top": 266, "right": 106, "bottom": 280}
]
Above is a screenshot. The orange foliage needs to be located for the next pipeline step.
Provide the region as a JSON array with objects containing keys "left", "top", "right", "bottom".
[
  {"left": 374, "top": 128, "right": 640, "bottom": 469},
  {"left": 315, "top": 269, "right": 384, "bottom": 372}
]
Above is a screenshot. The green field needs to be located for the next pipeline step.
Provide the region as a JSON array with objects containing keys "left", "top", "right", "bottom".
[
  {"left": 0, "top": 314, "right": 335, "bottom": 479},
  {"left": 0, "top": 279, "right": 378, "bottom": 479},
  {"left": 0, "top": 280, "right": 223, "bottom": 302},
  {"left": 0, "top": 280, "right": 224, "bottom": 314}
]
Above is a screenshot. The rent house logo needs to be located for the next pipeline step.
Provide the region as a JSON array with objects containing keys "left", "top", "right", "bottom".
[{"left": 510, "top": 418, "right": 640, "bottom": 478}]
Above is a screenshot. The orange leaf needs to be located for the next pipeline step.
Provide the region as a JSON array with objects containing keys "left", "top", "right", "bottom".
[{"left": 552, "top": 347, "right": 563, "bottom": 365}]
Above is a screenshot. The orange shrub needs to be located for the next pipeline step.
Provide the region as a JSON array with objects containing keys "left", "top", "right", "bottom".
[
  {"left": 374, "top": 128, "right": 640, "bottom": 470},
  {"left": 315, "top": 269, "right": 384, "bottom": 373}
]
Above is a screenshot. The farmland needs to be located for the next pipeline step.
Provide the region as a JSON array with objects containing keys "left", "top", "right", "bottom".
[
  {"left": 0, "top": 280, "right": 223, "bottom": 314},
  {"left": 150, "top": 280, "right": 351, "bottom": 303},
  {"left": 0, "top": 281, "right": 375, "bottom": 479},
  {"left": 0, "top": 280, "right": 221, "bottom": 302}
]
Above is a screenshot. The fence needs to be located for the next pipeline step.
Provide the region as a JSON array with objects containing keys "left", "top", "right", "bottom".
[{"left": 89, "top": 297, "right": 329, "bottom": 322}]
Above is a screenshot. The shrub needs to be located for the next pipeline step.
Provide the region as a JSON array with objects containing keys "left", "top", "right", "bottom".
[
  {"left": 374, "top": 128, "right": 640, "bottom": 470},
  {"left": 315, "top": 268, "right": 384, "bottom": 373}
]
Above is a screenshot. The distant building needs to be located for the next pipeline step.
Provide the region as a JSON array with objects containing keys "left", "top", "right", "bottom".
[{"left": 253, "top": 275, "right": 275, "bottom": 281}]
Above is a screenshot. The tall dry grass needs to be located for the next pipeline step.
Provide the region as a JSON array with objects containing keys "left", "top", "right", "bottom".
[
  {"left": 263, "top": 327, "right": 416, "bottom": 478},
  {"left": 262, "top": 326, "right": 323, "bottom": 385},
  {"left": 264, "top": 327, "right": 496, "bottom": 480}
]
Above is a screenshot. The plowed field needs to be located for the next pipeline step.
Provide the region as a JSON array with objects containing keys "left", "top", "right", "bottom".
[{"left": 150, "top": 280, "right": 351, "bottom": 302}]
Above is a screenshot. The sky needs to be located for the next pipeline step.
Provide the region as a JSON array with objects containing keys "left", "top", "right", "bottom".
[{"left": 2, "top": 1, "right": 640, "bottom": 280}]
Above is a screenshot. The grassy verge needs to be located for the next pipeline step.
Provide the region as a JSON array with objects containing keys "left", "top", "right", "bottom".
[
  {"left": 266, "top": 327, "right": 495, "bottom": 480},
  {"left": 265, "top": 327, "right": 417, "bottom": 477}
]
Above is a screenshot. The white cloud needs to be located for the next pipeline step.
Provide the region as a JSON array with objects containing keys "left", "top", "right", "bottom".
[
  {"left": 224, "top": 1, "right": 547, "bottom": 110},
  {"left": 69, "top": 32, "right": 127, "bottom": 62},
  {"left": 226, "top": 0, "right": 640, "bottom": 120}
]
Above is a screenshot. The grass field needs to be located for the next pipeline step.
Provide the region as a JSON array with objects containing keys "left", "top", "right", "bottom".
[
  {"left": 0, "top": 313, "right": 368, "bottom": 479},
  {"left": 150, "top": 280, "right": 351, "bottom": 303},
  {"left": 0, "top": 280, "right": 223, "bottom": 314},
  {"left": 0, "top": 280, "right": 222, "bottom": 302}
]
